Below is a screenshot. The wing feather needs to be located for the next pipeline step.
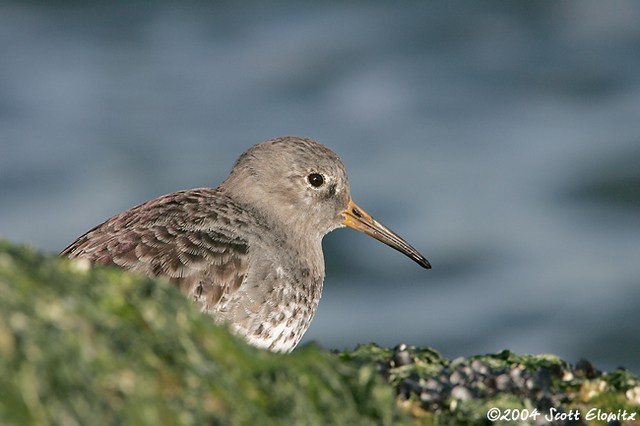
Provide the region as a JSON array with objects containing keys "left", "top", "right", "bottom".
[{"left": 61, "top": 189, "right": 251, "bottom": 313}]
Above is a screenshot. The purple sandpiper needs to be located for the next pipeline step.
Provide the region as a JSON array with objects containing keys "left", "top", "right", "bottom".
[{"left": 61, "top": 136, "right": 430, "bottom": 352}]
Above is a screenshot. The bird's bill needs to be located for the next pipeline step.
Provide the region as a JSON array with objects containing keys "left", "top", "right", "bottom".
[{"left": 342, "top": 199, "right": 431, "bottom": 269}]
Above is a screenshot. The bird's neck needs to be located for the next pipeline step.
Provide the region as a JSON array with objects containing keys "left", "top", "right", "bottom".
[{"left": 270, "top": 220, "right": 326, "bottom": 282}]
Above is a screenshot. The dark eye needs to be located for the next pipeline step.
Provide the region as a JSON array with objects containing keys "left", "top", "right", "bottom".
[{"left": 307, "top": 173, "right": 324, "bottom": 188}]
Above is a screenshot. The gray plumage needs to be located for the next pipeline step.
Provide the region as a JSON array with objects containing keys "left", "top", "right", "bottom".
[{"left": 62, "top": 136, "right": 429, "bottom": 352}]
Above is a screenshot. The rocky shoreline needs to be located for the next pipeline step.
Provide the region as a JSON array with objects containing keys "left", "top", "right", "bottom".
[
  {"left": 1, "top": 240, "right": 638, "bottom": 425},
  {"left": 341, "top": 343, "right": 640, "bottom": 425}
]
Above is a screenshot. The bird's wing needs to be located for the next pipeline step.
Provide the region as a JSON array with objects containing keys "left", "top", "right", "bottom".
[{"left": 60, "top": 189, "right": 251, "bottom": 311}]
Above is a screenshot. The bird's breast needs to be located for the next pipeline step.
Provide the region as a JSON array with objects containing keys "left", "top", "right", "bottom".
[{"left": 214, "top": 258, "right": 324, "bottom": 352}]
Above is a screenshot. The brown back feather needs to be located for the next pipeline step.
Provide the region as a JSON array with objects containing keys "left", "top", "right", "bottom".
[{"left": 61, "top": 189, "right": 251, "bottom": 312}]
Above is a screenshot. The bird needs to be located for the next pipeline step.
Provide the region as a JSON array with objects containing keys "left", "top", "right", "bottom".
[{"left": 61, "top": 136, "right": 430, "bottom": 352}]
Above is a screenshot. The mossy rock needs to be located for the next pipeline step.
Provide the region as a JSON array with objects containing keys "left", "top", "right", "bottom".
[
  {"left": 0, "top": 240, "right": 406, "bottom": 425},
  {"left": 1, "top": 240, "right": 639, "bottom": 425},
  {"left": 340, "top": 341, "right": 640, "bottom": 424}
]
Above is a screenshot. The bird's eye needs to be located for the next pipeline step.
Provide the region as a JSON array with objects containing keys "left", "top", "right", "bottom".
[{"left": 307, "top": 173, "right": 324, "bottom": 188}]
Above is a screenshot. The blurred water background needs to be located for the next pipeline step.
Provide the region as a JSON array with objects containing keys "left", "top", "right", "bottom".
[{"left": 1, "top": 1, "right": 639, "bottom": 373}]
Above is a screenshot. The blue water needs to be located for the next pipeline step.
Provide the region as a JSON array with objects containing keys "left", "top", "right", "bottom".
[{"left": 1, "top": 1, "right": 639, "bottom": 373}]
